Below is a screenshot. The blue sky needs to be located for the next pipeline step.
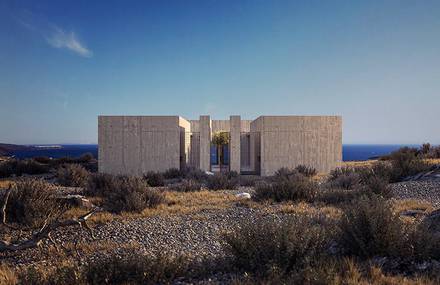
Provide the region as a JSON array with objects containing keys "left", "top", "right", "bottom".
[{"left": 1, "top": 0, "right": 439, "bottom": 144}]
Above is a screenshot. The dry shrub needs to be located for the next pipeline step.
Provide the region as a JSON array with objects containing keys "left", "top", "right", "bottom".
[
  {"left": 339, "top": 195, "right": 405, "bottom": 258},
  {"left": 224, "top": 216, "right": 333, "bottom": 278},
  {"left": 163, "top": 168, "right": 184, "bottom": 179},
  {"left": 362, "top": 175, "right": 392, "bottom": 198},
  {"left": 294, "top": 165, "right": 317, "bottom": 177},
  {"left": 357, "top": 162, "right": 393, "bottom": 183},
  {"left": 206, "top": 173, "right": 238, "bottom": 190},
  {"left": 85, "top": 251, "right": 189, "bottom": 285},
  {"left": 57, "top": 163, "right": 90, "bottom": 187},
  {"left": 143, "top": 171, "right": 165, "bottom": 187},
  {"left": 388, "top": 147, "right": 431, "bottom": 182},
  {"left": 0, "top": 159, "right": 49, "bottom": 178},
  {"left": 33, "top": 156, "right": 52, "bottom": 164},
  {"left": 19, "top": 263, "right": 83, "bottom": 285},
  {"left": 170, "top": 179, "right": 202, "bottom": 192},
  {"left": 86, "top": 173, "right": 117, "bottom": 197},
  {"left": 182, "top": 167, "right": 209, "bottom": 182},
  {"left": 103, "top": 176, "right": 165, "bottom": 213},
  {"left": 254, "top": 172, "right": 317, "bottom": 202},
  {"left": 78, "top": 152, "right": 94, "bottom": 163},
  {"left": 317, "top": 188, "right": 366, "bottom": 205},
  {"left": 328, "top": 166, "right": 361, "bottom": 190},
  {"left": 1, "top": 179, "right": 63, "bottom": 227}
]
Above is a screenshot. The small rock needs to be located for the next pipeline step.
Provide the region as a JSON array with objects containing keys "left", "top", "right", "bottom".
[{"left": 235, "top": 192, "right": 251, "bottom": 199}]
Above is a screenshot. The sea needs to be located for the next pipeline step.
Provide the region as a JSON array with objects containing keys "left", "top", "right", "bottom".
[{"left": 8, "top": 144, "right": 420, "bottom": 161}]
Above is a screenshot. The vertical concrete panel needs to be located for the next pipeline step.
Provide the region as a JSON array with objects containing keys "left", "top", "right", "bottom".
[
  {"left": 122, "top": 117, "right": 141, "bottom": 175},
  {"left": 257, "top": 116, "right": 342, "bottom": 175},
  {"left": 229, "top": 115, "right": 241, "bottom": 172},
  {"left": 199, "top": 115, "right": 211, "bottom": 171},
  {"left": 99, "top": 116, "right": 124, "bottom": 175}
]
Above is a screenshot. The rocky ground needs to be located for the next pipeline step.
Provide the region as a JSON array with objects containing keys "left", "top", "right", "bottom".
[
  {"left": 1, "top": 173, "right": 440, "bottom": 283},
  {"left": 392, "top": 181, "right": 440, "bottom": 208}
]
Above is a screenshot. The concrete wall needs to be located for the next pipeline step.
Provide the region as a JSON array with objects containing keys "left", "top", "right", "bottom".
[
  {"left": 199, "top": 115, "right": 211, "bottom": 171},
  {"left": 255, "top": 116, "right": 342, "bottom": 176},
  {"left": 99, "top": 116, "right": 190, "bottom": 175},
  {"left": 99, "top": 115, "right": 342, "bottom": 176},
  {"left": 229, "top": 116, "right": 241, "bottom": 172}
]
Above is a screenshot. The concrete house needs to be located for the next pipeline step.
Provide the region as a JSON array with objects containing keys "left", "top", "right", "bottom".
[{"left": 98, "top": 115, "right": 342, "bottom": 176}]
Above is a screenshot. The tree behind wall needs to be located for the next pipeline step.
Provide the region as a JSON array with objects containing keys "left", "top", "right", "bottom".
[{"left": 212, "top": 132, "right": 230, "bottom": 172}]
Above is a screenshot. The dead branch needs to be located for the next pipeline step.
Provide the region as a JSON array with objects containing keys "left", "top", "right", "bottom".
[
  {"left": 0, "top": 207, "right": 101, "bottom": 252},
  {"left": 1, "top": 184, "right": 11, "bottom": 224}
]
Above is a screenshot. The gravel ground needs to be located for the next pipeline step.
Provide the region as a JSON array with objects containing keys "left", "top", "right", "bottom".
[
  {"left": 391, "top": 181, "right": 440, "bottom": 208},
  {"left": 1, "top": 198, "right": 267, "bottom": 266}
]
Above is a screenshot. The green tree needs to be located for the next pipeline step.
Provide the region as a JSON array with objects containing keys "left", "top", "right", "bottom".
[{"left": 212, "top": 132, "right": 230, "bottom": 171}]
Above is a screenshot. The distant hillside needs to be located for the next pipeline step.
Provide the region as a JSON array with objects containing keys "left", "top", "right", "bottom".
[{"left": 0, "top": 143, "right": 35, "bottom": 156}]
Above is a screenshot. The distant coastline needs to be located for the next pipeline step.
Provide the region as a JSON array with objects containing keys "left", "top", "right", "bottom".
[{"left": 0, "top": 143, "right": 423, "bottom": 162}]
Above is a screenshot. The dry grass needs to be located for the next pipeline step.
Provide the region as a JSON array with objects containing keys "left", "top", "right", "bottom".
[
  {"left": 392, "top": 199, "right": 434, "bottom": 214},
  {"left": 63, "top": 190, "right": 240, "bottom": 224},
  {"left": 341, "top": 160, "right": 378, "bottom": 168},
  {"left": 0, "top": 179, "right": 15, "bottom": 189},
  {"left": 0, "top": 264, "right": 17, "bottom": 285},
  {"left": 424, "top": 158, "right": 440, "bottom": 165},
  {"left": 275, "top": 201, "right": 343, "bottom": 220},
  {"left": 138, "top": 190, "right": 240, "bottom": 217}
]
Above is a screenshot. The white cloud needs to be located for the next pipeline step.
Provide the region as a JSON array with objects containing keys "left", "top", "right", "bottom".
[
  {"left": 46, "top": 26, "right": 93, "bottom": 58},
  {"left": 16, "top": 11, "right": 93, "bottom": 58}
]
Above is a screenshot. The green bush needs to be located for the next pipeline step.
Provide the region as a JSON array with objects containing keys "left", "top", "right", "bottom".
[
  {"left": 224, "top": 216, "right": 332, "bottom": 277},
  {"left": 254, "top": 172, "right": 317, "bottom": 202},
  {"left": 143, "top": 171, "right": 165, "bottom": 187},
  {"left": 57, "top": 164, "right": 90, "bottom": 187},
  {"left": 103, "top": 176, "right": 165, "bottom": 213},
  {"left": 206, "top": 173, "right": 238, "bottom": 190},
  {"left": 1, "top": 179, "right": 62, "bottom": 227}
]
